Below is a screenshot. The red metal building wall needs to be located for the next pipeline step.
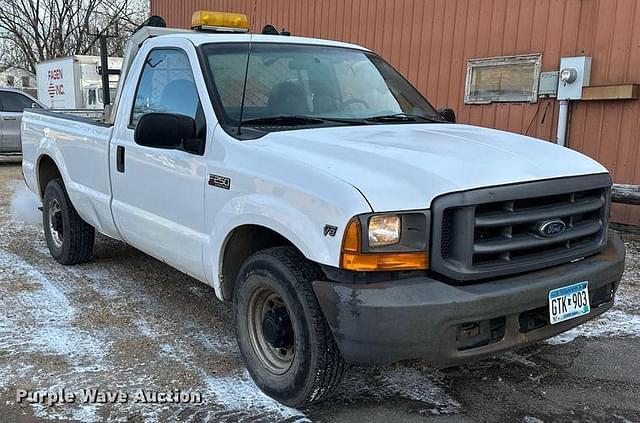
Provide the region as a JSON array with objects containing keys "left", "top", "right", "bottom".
[{"left": 151, "top": 0, "right": 640, "bottom": 225}]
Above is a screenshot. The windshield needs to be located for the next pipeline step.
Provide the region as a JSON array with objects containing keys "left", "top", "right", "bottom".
[{"left": 201, "top": 42, "right": 444, "bottom": 133}]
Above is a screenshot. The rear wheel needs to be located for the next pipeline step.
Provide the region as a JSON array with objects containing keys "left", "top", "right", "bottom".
[
  {"left": 42, "top": 178, "right": 95, "bottom": 264},
  {"left": 234, "top": 246, "right": 345, "bottom": 407}
]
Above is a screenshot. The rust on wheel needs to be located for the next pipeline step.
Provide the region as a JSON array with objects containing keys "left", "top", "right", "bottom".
[
  {"left": 247, "top": 286, "right": 296, "bottom": 375},
  {"left": 47, "top": 198, "right": 64, "bottom": 249}
]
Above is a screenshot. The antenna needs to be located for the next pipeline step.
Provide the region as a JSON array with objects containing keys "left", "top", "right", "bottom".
[
  {"left": 237, "top": 0, "right": 257, "bottom": 136},
  {"left": 236, "top": 36, "right": 252, "bottom": 136}
]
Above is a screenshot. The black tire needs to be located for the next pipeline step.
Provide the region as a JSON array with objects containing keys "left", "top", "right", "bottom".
[
  {"left": 42, "top": 178, "right": 95, "bottom": 265},
  {"left": 234, "top": 246, "right": 345, "bottom": 407}
]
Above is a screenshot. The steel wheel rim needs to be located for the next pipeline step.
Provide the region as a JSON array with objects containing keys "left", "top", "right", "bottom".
[
  {"left": 48, "top": 199, "right": 64, "bottom": 249},
  {"left": 247, "top": 286, "right": 296, "bottom": 375}
]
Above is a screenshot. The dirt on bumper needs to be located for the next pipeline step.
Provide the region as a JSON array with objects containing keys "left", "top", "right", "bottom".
[{"left": 313, "top": 231, "right": 626, "bottom": 365}]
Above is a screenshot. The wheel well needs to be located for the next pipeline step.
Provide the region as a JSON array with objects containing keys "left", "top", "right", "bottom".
[
  {"left": 221, "top": 225, "right": 294, "bottom": 301},
  {"left": 37, "top": 155, "right": 61, "bottom": 198}
]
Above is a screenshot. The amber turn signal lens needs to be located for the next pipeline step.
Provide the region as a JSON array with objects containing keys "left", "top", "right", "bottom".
[
  {"left": 342, "top": 218, "right": 360, "bottom": 253},
  {"left": 340, "top": 251, "right": 429, "bottom": 271}
]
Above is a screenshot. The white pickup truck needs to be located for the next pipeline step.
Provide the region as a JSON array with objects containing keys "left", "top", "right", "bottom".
[{"left": 21, "top": 12, "right": 625, "bottom": 407}]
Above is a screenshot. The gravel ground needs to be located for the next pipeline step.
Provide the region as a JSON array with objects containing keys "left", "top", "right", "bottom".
[{"left": 0, "top": 158, "right": 639, "bottom": 422}]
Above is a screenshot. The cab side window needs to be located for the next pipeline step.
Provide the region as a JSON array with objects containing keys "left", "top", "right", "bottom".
[{"left": 130, "top": 49, "right": 201, "bottom": 128}]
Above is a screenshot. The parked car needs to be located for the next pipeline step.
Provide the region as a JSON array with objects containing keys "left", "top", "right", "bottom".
[
  {"left": 0, "top": 88, "right": 43, "bottom": 154},
  {"left": 20, "top": 11, "right": 625, "bottom": 408}
]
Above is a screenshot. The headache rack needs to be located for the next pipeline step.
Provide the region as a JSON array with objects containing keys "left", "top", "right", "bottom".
[{"left": 430, "top": 174, "right": 611, "bottom": 281}]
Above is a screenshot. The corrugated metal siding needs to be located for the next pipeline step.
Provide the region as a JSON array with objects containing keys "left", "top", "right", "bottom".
[{"left": 152, "top": 0, "right": 640, "bottom": 225}]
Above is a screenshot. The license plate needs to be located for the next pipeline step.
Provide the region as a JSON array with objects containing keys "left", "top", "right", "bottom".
[{"left": 548, "top": 281, "right": 590, "bottom": 325}]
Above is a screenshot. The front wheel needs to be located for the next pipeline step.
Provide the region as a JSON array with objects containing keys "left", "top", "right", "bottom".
[
  {"left": 234, "top": 246, "right": 345, "bottom": 407},
  {"left": 42, "top": 178, "right": 95, "bottom": 265}
]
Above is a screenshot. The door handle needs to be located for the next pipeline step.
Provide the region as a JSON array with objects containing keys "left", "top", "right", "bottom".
[
  {"left": 116, "top": 146, "right": 125, "bottom": 173},
  {"left": 3, "top": 117, "right": 17, "bottom": 120}
]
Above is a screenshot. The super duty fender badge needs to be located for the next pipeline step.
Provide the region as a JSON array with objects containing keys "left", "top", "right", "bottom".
[
  {"left": 324, "top": 225, "right": 338, "bottom": 237},
  {"left": 208, "top": 174, "right": 231, "bottom": 190}
]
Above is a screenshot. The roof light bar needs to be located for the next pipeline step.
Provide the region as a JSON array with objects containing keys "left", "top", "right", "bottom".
[{"left": 191, "top": 11, "right": 250, "bottom": 33}]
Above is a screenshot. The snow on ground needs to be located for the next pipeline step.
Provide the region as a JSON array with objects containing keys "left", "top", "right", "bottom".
[
  {"left": 359, "top": 365, "right": 461, "bottom": 414},
  {"left": 547, "top": 309, "right": 640, "bottom": 345},
  {"left": 0, "top": 248, "right": 112, "bottom": 422},
  {"left": 0, "top": 246, "right": 307, "bottom": 421},
  {"left": 203, "top": 371, "right": 306, "bottom": 421}
]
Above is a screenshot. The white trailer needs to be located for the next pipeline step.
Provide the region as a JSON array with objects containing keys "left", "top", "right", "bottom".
[{"left": 36, "top": 55, "right": 122, "bottom": 110}]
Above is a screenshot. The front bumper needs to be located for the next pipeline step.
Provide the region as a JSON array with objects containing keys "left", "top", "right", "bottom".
[{"left": 313, "top": 231, "right": 626, "bottom": 365}]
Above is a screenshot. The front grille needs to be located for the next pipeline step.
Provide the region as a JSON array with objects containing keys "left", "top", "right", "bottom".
[
  {"left": 430, "top": 174, "right": 611, "bottom": 281},
  {"left": 472, "top": 188, "right": 604, "bottom": 266}
]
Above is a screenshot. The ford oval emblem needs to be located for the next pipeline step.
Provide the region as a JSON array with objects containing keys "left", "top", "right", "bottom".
[{"left": 536, "top": 220, "right": 566, "bottom": 237}]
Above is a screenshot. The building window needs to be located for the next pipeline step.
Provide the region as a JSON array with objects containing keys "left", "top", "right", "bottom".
[
  {"left": 6, "top": 75, "right": 15, "bottom": 86},
  {"left": 464, "top": 54, "right": 542, "bottom": 104},
  {"left": 21, "top": 76, "right": 30, "bottom": 87}
]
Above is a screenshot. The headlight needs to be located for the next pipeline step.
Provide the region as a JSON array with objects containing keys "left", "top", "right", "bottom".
[
  {"left": 340, "top": 211, "right": 430, "bottom": 272},
  {"left": 368, "top": 215, "right": 401, "bottom": 247}
]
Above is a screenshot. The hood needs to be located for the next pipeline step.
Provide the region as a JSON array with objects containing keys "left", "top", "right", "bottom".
[{"left": 256, "top": 124, "right": 608, "bottom": 212}]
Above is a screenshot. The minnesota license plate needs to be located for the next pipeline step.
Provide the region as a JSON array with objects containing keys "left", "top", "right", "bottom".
[{"left": 549, "top": 281, "right": 590, "bottom": 325}]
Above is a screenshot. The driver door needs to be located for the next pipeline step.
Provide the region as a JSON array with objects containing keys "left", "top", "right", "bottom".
[{"left": 109, "top": 47, "right": 208, "bottom": 280}]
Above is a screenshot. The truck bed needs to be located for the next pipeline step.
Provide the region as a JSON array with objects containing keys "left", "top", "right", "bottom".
[
  {"left": 28, "top": 108, "right": 112, "bottom": 126},
  {"left": 21, "top": 109, "right": 121, "bottom": 239}
]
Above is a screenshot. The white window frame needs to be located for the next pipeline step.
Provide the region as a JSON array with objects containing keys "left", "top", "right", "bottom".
[{"left": 464, "top": 54, "right": 542, "bottom": 104}]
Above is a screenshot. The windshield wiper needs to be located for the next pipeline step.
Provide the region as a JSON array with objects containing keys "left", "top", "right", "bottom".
[
  {"left": 364, "top": 113, "right": 443, "bottom": 123},
  {"left": 241, "top": 115, "right": 324, "bottom": 126},
  {"left": 241, "top": 115, "right": 366, "bottom": 127}
]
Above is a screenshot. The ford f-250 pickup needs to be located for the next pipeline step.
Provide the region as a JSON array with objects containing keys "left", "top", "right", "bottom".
[{"left": 21, "top": 11, "right": 625, "bottom": 407}]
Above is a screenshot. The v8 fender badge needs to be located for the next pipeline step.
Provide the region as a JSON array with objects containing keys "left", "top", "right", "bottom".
[
  {"left": 208, "top": 174, "right": 231, "bottom": 190},
  {"left": 323, "top": 225, "right": 338, "bottom": 237}
]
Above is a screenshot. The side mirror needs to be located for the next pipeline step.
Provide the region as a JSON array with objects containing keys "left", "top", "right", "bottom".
[
  {"left": 135, "top": 113, "right": 204, "bottom": 154},
  {"left": 437, "top": 108, "right": 456, "bottom": 123}
]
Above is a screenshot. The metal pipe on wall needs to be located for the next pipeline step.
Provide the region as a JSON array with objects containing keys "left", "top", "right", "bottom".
[{"left": 556, "top": 100, "right": 570, "bottom": 147}]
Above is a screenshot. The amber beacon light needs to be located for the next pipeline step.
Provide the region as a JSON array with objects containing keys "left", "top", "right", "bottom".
[
  {"left": 191, "top": 11, "right": 250, "bottom": 32},
  {"left": 340, "top": 218, "right": 429, "bottom": 271}
]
